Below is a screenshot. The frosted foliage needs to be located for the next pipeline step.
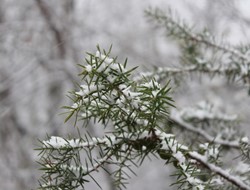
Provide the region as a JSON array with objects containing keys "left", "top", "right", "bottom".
[
  {"left": 179, "top": 101, "right": 237, "bottom": 121},
  {"left": 0, "top": 1, "right": 172, "bottom": 189},
  {"left": 241, "top": 137, "right": 249, "bottom": 143},
  {"left": 2, "top": 1, "right": 250, "bottom": 190},
  {"left": 85, "top": 64, "right": 92, "bottom": 72}
]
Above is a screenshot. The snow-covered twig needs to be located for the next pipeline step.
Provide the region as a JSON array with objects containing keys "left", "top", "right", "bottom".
[
  {"left": 189, "top": 151, "right": 250, "bottom": 190},
  {"left": 37, "top": 40, "right": 250, "bottom": 190},
  {"left": 145, "top": 8, "right": 249, "bottom": 62},
  {"left": 170, "top": 110, "right": 240, "bottom": 148}
]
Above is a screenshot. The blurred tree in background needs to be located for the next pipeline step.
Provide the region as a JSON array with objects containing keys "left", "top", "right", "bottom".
[{"left": 1, "top": 0, "right": 250, "bottom": 190}]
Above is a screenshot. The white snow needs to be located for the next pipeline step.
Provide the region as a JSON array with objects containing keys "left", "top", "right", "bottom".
[
  {"left": 76, "top": 84, "right": 105, "bottom": 97},
  {"left": 152, "top": 90, "right": 159, "bottom": 97},
  {"left": 189, "top": 151, "right": 250, "bottom": 190},
  {"left": 71, "top": 103, "right": 79, "bottom": 109},
  {"left": 95, "top": 51, "right": 101, "bottom": 58},
  {"left": 107, "top": 75, "right": 116, "bottom": 83},
  {"left": 179, "top": 101, "right": 237, "bottom": 121},
  {"left": 118, "top": 84, "right": 127, "bottom": 90},
  {"left": 85, "top": 64, "right": 92, "bottom": 72},
  {"left": 121, "top": 86, "right": 142, "bottom": 99},
  {"left": 104, "top": 57, "right": 114, "bottom": 64},
  {"left": 241, "top": 136, "right": 249, "bottom": 143},
  {"left": 173, "top": 151, "right": 185, "bottom": 164},
  {"left": 142, "top": 80, "right": 160, "bottom": 89},
  {"left": 43, "top": 136, "right": 68, "bottom": 148},
  {"left": 171, "top": 110, "right": 240, "bottom": 148},
  {"left": 207, "top": 146, "right": 219, "bottom": 159},
  {"left": 110, "top": 63, "right": 126, "bottom": 72},
  {"left": 44, "top": 136, "right": 94, "bottom": 149},
  {"left": 195, "top": 57, "right": 207, "bottom": 65},
  {"left": 199, "top": 143, "right": 209, "bottom": 150},
  {"left": 75, "top": 89, "right": 84, "bottom": 96},
  {"left": 210, "top": 178, "right": 223, "bottom": 185},
  {"left": 199, "top": 143, "right": 219, "bottom": 159},
  {"left": 43, "top": 133, "right": 128, "bottom": 150},
  {"left": 132, "top": 98, "right": 140, "bottom": 109},
  {"left": 240, "top": 63, "right": 249, "bottom": 76}
]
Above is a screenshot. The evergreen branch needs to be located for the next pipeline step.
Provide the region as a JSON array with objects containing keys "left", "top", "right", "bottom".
[
  {"left": 145, "top": 8, "right": 248, "bottom": 62},
  {"left": 37, "top": 43, "right": 250, "bottom": 189},
  {"left": 170, "top": 110, "right": 241, "bottom": 149},
  {"left": 155, "top": 130, "right": 206, "bottom": 189},
  {"left": 155, "top": 128, "right": 250, "bottom": 189},
  {"left": 145, "top": 7, "right": 250, "bottom": 87},
  {"left": 133, "top": 60, "right": 250, "bottom": 85},
  {"left": 133, "top": 66, "right": 197, "bottom": 82},
  {"left": 188, "top": 151, "right": 250, "bottom": 190},
  {"left": 59, "top": 152, "right": 113, "bottom": 176}
]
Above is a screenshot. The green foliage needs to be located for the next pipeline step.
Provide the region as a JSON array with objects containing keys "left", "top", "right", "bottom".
[
  {"left": 145, "top": 7, "right": 250, "bottom": 86},
  {"left": 37, "top": 45, "right": 174, "bottom": 189},
  {"left": 37, "top": 7, "right": 250, "bottom": 190}
]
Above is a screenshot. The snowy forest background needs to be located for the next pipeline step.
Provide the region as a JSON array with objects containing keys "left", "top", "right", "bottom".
[{"left": 1, "top": 0, "right": 250, "bottom": 189}]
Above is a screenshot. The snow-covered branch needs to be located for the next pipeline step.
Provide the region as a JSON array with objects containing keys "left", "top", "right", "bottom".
[
  {"left": 170, "top": 109, "right": 241, "bottom": 149},
  {"left": 145, "top": 8, "right": 250, "bottom": 86},
  {"left": 37, "top": 6, "right": 250, "bottom": 188},
  {"left": 145, "top": 8, "right": 249, "bottom": 62},
  {"left": 189, "top": 151, "right": 250, "bottom": 190}
]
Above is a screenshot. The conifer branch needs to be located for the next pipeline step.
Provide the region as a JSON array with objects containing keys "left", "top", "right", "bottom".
[
  {"left": 145, "top": 8, "right": 248, "bottom": 61},
  {"left": 170, "top": 111, "right": 240, "bottom": 148},
  {"left": 145, "top": 7, "right": 250, "bottom": 87},
  {"left": 188, "top": 151, "right": 250, "bottom": 190},
  {"left": 37, "top": 6, "right": 250, "bottom": 190}
]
